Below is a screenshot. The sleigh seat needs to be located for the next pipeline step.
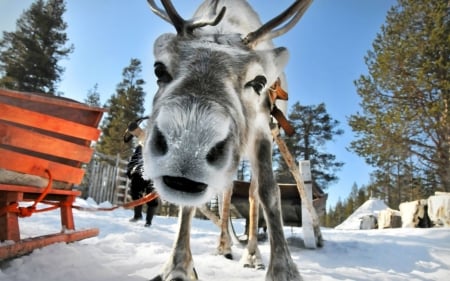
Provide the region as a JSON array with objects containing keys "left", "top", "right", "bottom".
[{"left": 0, "top": 88, "right": 106, "bottom": 260}]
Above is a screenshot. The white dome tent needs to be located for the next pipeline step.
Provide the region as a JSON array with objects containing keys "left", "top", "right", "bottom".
[{"left": 335, "top": 198, "right": 388, "bottom": 230}]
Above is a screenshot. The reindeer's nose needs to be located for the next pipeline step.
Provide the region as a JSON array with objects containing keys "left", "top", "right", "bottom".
[
  {"left": 163, "top": 176, "right": 208, "bottom": 193},
  {"left": 206, "top": 138, "right": 228, "bottom": 166},
  {"left": 150, "top": 126, "right": 168, "bottom": 156}
]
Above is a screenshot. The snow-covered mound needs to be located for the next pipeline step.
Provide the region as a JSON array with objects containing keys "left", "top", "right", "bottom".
[{"left": 335, "top": 198, "right": 388, "bottom": 230}]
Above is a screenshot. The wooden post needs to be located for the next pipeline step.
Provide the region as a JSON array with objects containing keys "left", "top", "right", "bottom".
[
  {"left": 0, "top": 191, "right": 22, "bottom": 242},
  {"left": 299, "top": 160, "right": 316, "bottom": 249},
  {"left": 272, "top": 127, "right": 323, "bottom": 248},
  {"left": 60, "top": 195, "right": 76, "bottom": 230}
]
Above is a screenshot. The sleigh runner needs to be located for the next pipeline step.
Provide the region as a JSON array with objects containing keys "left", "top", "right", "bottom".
[{"left": 0, "top": 88, "right": 105, "bottom": 260}]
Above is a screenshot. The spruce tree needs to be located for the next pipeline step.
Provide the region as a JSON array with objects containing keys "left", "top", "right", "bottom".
[
  {"left": 275, "top": 102, "right": 344, "bottom": 189},
  {"left": 0, "top": 0, "right": 72, "bottom": 94},
  {"left": 96, "top": 58, "right": 146, "bottom": 159}
]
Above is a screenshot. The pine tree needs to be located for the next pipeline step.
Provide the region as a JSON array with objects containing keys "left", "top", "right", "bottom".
[
  {"left": 350, "top": 183, "right": 359, "bottom": 202},
  {"left": 0, "top": 0, "right": 73, "bottom": 94},
  {"left": 357, "top": 187, "right": 368, "bottom": 207},
  {"left": 84, "top": 83, "right": 101, "bottom": 107},
  {"left": 324, "top": 206, "right": 334, "bottom": 227},
  {"left": 275, "top": 102, "right": 344, "bottom": 189},
  {"left": 344, "top": 197, "right": 355, "bottom": 219},
  {"left": 96, "top": 58, "right": 146, "bottom": 159},
  {"left": 349, "top": 0, "right": 449, "bottom": 195},
  {"left": 334, "top": 199, "right": 345, "bottom": 225}
]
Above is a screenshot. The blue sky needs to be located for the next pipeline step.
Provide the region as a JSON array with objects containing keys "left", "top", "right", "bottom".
[{"left": 0, "top": 0, "right": 396, "bottom": 208}]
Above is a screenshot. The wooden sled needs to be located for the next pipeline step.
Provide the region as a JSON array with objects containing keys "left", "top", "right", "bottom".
[
  {"left": 0, "top": 88, "right": 106, "bottom": 261},
  {"left": 230, "top": 180, "right": 327, "bottom": 239}
]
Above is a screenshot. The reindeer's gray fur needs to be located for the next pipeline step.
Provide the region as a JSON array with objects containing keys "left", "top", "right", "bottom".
[{"left": 144, "top": 1, "right": 309, "bottom": 280}]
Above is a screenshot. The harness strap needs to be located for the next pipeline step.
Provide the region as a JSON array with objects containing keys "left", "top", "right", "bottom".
[
  {"left": 269, "top": 78, "right": 288, "bottom": 101},
  {"left": 268, "top": 78, "right": 295, "bottom": 136},
  {"left": 71, "top": 191, "right": 159, "bottom": 212},
  {"left": 271, "top": 106, "right": 295, "bottom": 136}
]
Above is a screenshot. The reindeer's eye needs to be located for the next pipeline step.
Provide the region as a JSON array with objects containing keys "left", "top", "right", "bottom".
[
  {"left": 154, "top": 62, "right": 172, "bottom": 84},
  {"left": 245, "top": 75, "right": 267, "bottom": 95}
]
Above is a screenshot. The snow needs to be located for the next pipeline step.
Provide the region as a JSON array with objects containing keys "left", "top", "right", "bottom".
[
  {"left": 335, "top": 198, "right": 389, "bottom": 230},
  {"left": 1, "top": 197, "right": 450, "bottom": 281}
]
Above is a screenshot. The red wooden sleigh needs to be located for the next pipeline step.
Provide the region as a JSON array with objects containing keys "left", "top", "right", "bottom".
[{"left": 0, "top": 88, "right": 106, "bottom": 260}]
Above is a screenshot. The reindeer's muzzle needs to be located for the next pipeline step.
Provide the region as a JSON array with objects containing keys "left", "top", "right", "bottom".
[
  {"left": 163, "top": 176, "right": 208, "bottom": 194},
  {"left": 144, "top": 99, "right": 234, "bottom": 205}
]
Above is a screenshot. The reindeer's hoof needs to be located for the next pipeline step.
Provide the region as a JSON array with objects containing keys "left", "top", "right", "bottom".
[
  {"left": 224, "top": 253, "right": 233, "bottom": 260},
  {"left": 256, "top": 264, "right": 265, "bottom": 270},
  {"left": 242, "top": 263, "right": 265, "bottom": 270},
  {"left": 240, "top": 249, "right": 264, "bottom": 270}
]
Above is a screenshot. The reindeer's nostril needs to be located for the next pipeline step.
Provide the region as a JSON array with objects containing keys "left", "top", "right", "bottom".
[
  {"left": 151, "top": 126, "right": 168, "bottom": 155},
  {"left": 163, "top": 176, "right": 207, "bottom": 193},
  {"left": 206, "top": 139, "right": 228, "bottom": 165}
]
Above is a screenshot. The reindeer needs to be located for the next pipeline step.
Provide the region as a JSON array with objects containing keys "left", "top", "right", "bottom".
[{"left": 143, "top": 0, "right": 313, "bottom": 280}]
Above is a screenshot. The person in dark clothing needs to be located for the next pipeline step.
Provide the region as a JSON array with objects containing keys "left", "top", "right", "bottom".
[
  {"left": 124, "top": 117, "right": 159, "bottom": 227},
  {"left": 127, "top": 144, "right": 158, "bottom": 226}
]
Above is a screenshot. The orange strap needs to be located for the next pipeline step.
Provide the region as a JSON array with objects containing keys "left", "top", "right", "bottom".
[
  {"left": 121, "top": 191, "right": 159, "bottom": 209},
  {"left": 1, "top": 170, "right": 53, "bottom": 218},
  {"left": 268, "top": 78, "right": 295, "bottom": 136},
  {"left": 71, "top": 191, "right": 159, "bottom": 212}
]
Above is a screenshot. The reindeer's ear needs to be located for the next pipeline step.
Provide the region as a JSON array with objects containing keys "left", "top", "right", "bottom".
[
  {"left": 153, "top": 33, "right": 177, "bottom": 59},
  {"left": 272, "top": 47, "right": 289, "bottom": 75},
  {"left": 258, "top": 47, "right": 289, "bottom": 85}
]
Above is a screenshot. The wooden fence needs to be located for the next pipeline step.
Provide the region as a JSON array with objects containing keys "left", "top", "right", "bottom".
[{"left": 79, "top": 152, "right": 130, "bottom": 205}]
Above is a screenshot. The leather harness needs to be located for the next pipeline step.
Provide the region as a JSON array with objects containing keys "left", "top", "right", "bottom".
[{"left": 268, "top": 78, "right": 295, "bottom": 136}]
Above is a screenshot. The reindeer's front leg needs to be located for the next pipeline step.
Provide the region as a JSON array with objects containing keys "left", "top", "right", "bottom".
[
  {"left": 217, "top": 187, "right": 233, "bottom": 259},
  {"left": 151, "top": 206, "right": 198, "bottom": 281},
  {"left": 253, "top": 137, "right": 302, "bottom": 281},
  {"left": 240, "top": 176, "right": 264, "bottom": 269}
]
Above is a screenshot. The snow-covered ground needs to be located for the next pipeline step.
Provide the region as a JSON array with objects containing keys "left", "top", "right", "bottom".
[{"left": 1, "top": 198, "right": 450, "bottom": 281}]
